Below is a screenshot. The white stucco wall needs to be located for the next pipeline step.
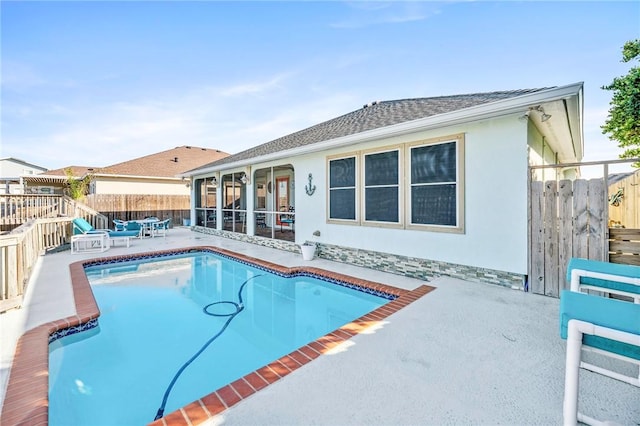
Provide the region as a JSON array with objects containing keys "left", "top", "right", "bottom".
[
  {"left": 198, "top": 114, "right": 531, "bottom": 275},
  {"left": 94, "top": 178, "right": 190, "bottom": 195},
  {"left": 288, "top": 114, "right": 530, "bottom": 275}
]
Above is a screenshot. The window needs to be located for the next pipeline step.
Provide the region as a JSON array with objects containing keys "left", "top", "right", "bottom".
[
  {"left": 326, "top": 134, "right": 464, "bottom": 233},
  {"left": 328, "top": 156, "right": 357, "bottom": 221},
  {"left": 408, "top": 136, "right": 464, "bottom": 231},
  {"left": 364, "top": 149, "right": 400, "bottom": 224}
]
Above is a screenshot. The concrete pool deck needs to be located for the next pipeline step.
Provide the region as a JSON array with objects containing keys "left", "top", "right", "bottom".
[{"left": 1, "top": 227, "right": 638, "bottom": 425}]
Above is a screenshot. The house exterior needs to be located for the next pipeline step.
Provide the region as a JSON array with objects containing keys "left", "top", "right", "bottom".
[
  {"left": 22, "top": 166, "right": 95, "bottom": 195},
  {"left": 183, "top": 83, "right": 584, "bottom": 288},
  {"left": 23, "top": 146, "right": 229, "bottom": 196},
  {"left": 0, "top": 158, "right": 48, "bottom": 194}
]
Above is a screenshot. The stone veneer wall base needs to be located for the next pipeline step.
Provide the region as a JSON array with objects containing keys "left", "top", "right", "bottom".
[{"left": 192, "top": 226, "right": 525, "bottom": 290}]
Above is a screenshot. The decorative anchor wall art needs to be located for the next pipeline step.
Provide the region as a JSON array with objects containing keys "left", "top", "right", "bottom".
[{"left": 305, "top": 173, "right": 316, "bottom": 196}]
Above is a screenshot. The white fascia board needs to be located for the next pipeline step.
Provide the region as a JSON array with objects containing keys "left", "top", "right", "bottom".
[
  {"left": 92, "top": 173, "right": 182, "bottom": 181},
  {"left": 184, "top": 82, "right": 584, "bottom": 177}
]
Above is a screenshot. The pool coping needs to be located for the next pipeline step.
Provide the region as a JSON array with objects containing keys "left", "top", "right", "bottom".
[{"left": 0, "top": 246, "right": 435, "bottom": 426}]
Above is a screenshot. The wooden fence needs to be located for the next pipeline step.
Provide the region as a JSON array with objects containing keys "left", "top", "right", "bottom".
[
  {"left": 609, "top": 228, "right": 640, "bottom": 266},
  {"left": 608, "top": 169, "right": 640, "bottom": 228},
  {"left": 1, "top": 195, "right": 108, "bottom": 233},
  {"left": 529, "top": 178, "right": 607, "bottom": 297},
  {"left": 0, "top": 218, "right": 72, "bottom": 312},
  {"left": 84, "top": 194, "right": 190, "bottom": 226}
]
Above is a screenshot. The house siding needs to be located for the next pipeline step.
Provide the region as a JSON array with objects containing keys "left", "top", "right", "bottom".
[{"left": 95, "top": 178, "right": 190, "bottom": 195}]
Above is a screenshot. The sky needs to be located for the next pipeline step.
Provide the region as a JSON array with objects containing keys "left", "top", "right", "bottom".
[{"left": 1, "top": 1, "right": 639, "bottom": 173}]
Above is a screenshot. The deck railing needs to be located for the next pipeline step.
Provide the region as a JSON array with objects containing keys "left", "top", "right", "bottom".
[
  {"left": 0, "top": 194, "right": 108, "bottom": 231},
  {"left": 0, "top": 217, "right": 73, "bottom": 312}
]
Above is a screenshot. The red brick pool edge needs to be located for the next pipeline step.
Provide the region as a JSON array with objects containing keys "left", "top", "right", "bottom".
[{"left": 0, "top": 246, "right": 435, "bottom": 426}]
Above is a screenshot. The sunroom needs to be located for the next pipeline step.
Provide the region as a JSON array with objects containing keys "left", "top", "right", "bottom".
[{"left": 193, "top": 164, "right": 295, "bottom": 242}]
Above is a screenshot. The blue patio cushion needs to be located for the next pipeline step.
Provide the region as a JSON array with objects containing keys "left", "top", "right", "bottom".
[
  {"left": 108, "top": 230, "right": 140, "bottom": 237},
  {"left": 566, "top": 258, "right": 640, "bottom": 296},
  {"left": 73, "top": 217, "right": 138, "bottom": 237},
  {"left": 72, "top": 218, "right": 94, "bottom": 234},
  {"left": 559, "top": 290, "right": 640, "bottom": 361}
]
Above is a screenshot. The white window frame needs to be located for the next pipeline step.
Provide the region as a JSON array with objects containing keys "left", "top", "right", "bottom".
[
  {"left": 327, "top": 153, "right": 359, "bottom": 224},
  {"left": 361, "top": 146, "right": 403, "bottom": 228},
  {"left": 405, "top": 134, "right": 465, "bottom": 233}
]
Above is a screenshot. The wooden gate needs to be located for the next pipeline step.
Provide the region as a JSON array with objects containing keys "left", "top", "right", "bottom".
[{"left": 529, "top": 178, "right": 607, "bottom": 297}]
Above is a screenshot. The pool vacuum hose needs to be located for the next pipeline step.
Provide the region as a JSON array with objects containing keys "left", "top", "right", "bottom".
[{"left": 154, "top": 274, "right": 264, "bottom": 421}]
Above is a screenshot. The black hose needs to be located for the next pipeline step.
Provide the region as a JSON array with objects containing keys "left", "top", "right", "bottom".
[{"left": 154, "top": 274, "right": 263, "bottom": 421}]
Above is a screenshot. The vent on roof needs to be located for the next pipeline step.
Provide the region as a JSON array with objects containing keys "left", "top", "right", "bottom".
[
  {"left": 362, "top": 100, "right": 380, "bottom": 109},
  {"left": 172, "top": 157, "right": 179, "bottom": 162}
]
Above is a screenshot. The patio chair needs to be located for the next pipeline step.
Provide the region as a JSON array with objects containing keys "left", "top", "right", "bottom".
[
  {"left": 151, "top": 218, "right": 171, "bottom": 238},
  {"left": 560, "top": 258, "right": 640, "bottom": 425},
  {"left": 113, "top": 219, "right": 126, "bottom": 231},
  {"left": 124, "top": 220, "right": 144, "bottom": 237},
  {"left": 567, "top": 257, "right": 640, "bottom": 303},
  {"left": 72, "top": 217, "right": 140, "bottom": 252}
]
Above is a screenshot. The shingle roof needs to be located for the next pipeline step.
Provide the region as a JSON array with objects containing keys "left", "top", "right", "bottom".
[
  {"left": 37, "top": 166, "right": 96, "bottom": 177},
  {"left": 33, "top": 146, "right": 229, "bottom": 179},
  {"left": 99, "top": 145, "right": 229, "bottom": 178},
  {"left": 201, "top": 88, "right": 551, "bottom": 169}
]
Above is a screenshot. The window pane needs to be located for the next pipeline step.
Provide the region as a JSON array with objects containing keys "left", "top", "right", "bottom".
[
  {"left": 411, "top": 142, "right": 456, "bottom": 184},
  {"left": 329, "top": 157, "right": 356, "bottom": 188},
  {"left": 365, "top": 187, "right": 399, "bottom": 222},
  {"left": 411, "top": 184, "right": 457, "bottom": 226},
  {"left": 329, "top": 188, "right": 355, "bottom": 220},
  {"left": 365, "top": 151, "right": 398, "bottom": 186}
]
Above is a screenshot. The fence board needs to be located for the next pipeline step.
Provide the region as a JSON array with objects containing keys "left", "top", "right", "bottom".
[
  {"left": 543, "top": 180, "right": 559, "bottom": 297},
  {"left": 572, "top": 180, "right": 589, "bottom": 259},
  {"left": 529, "top": 181, "right": 544, "bottom": 294},
  {"left": 588, "top": 178, "right": 605, "bottom": 261},
  {"left": 558, "top": 180, "right": 573, "bottom": 292}
]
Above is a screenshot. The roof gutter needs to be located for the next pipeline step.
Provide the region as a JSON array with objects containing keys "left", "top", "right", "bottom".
[{"left": 181, "top": 82, "right": 584, "bottom": 178}]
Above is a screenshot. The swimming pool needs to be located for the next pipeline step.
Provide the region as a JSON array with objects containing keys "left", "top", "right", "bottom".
[{"left": 48, "top": 250, "right": 396, "bottom": 425}]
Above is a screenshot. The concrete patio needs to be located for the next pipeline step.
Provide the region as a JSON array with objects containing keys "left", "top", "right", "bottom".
[{"left": 1, "top": 227, "right": 638, "bottom": 425}]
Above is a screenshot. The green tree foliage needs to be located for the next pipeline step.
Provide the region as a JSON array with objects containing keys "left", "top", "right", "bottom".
[
  {"left": 64, "top": 168, "right": 92, "bottom": 200},
  {"left": 601, "top": 39, "right": 640, "bottom": 162}
]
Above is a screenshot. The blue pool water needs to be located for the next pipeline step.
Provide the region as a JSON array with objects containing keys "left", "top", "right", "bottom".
[{"left": 49, "top": 251, "right": 390, "bottom": 425}]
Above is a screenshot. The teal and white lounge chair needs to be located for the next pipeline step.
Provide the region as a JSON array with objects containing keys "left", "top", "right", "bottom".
[
  {"left": 567, "top": 257, "right": 640, "bottom": 303},
  {"left": 72, "top": 217, "right": 140, "bottom": 252},
  {"left": 560, "top": 258, "right": 640, "bottom": 425}
]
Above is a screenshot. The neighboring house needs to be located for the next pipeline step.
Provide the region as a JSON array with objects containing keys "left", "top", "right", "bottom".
[
  {"left": 23, "top": 166, "right": 95, "bottom": 195},
  {"left": 23, "top": 146, "right": 229, "bottom": 196},
  {"left": 0, "top": 158, "right": 48, "bottom": 194},
  {"left": 19, "top": 146, "right": 229, "bottom": 224},
  {"left": 182, "top": 83, "right": 584, "bottom": 288}
]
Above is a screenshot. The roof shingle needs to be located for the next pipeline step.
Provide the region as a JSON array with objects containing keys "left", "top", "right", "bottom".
[
  {"left": 202, "top": 88, "right": 551, "bottom": 169},
  {"left": 39, "top": 146, "right": 229, "bottom": 178}
]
